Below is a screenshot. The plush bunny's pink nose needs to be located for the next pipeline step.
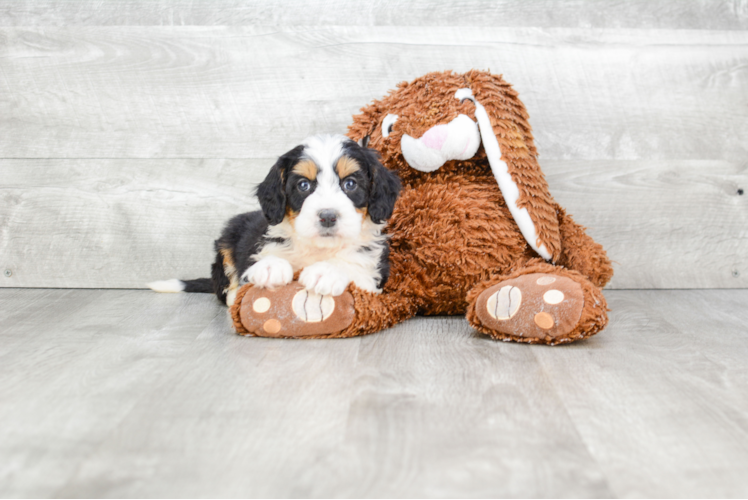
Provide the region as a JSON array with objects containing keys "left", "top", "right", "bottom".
[
  {"left": 420, "top": 124, "right": 449, "bottom": 150},
  {"left": 400, "top": 113, "right": 480, "bottom": 173}
]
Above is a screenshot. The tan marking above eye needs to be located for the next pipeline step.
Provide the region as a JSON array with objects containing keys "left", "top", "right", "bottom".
[
  {"left": 292, "top": 159, "right": 318, "bottom": 180},
  {"left": 336, "top": 156, "right": 360, "bottom": 179}
]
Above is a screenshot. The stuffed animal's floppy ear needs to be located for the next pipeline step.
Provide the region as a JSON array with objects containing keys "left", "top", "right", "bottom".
[
  {"left": 255, "top": 145, "right": 304, "bottom": 225},
  {"left": 457, "top": 72, "right": 562, "bottom": 262},
  {"left": 364, "top": 148, "right": 401, "bottom": 224}
]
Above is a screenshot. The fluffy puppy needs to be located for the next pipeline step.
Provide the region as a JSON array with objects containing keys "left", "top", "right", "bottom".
[{"left": 149, "top": 134, "right": 401, "bottom": 306}]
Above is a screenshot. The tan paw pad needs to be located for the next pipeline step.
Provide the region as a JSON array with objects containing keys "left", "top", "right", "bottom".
[
  {"left": 543, "top": 290, "right": 564, "bottom": 304},
  {"left": 485, "top": 285, "right": 522, "bottom": 320},
  {"left": 262, "top": 318, "right": 282, "bottom": 334},
  {"left": 534, "top": 312, "right": 555, "bottom": 329},
  {"left": 292, "top": 290, "right": 335, "bottom": 322},
  {"left": 475, "top": 273, "right": 584, "bottom": 341},
  {"left": 253, "top": 297, "right": 271, "bottom": 313},
  {"left": 236, "top": 282, "right": 355, "bottom": 338}
]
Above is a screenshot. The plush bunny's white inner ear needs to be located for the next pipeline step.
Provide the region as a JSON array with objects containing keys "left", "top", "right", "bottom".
[{"left": 455, "top": 88, "right": 552, "bottom": 261}]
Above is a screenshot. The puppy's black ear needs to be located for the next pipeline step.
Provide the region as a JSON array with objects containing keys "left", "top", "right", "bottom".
[
  {"left": 365, "top": 149, "right": 401, "bottom": 224},
  {"left": 255, "top": 145, "right": 303, "bottom": 225},
  {"left": 255, "top": 163, "right": 286, "bottom": 225}
]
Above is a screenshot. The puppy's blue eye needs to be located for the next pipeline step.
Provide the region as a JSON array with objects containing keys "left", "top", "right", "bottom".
[
  {"left": 298, "top": 179, "right": 311, "bottom": 192},
  {"left": 343, "top": 178, "right": 357, "bottom": 191}
]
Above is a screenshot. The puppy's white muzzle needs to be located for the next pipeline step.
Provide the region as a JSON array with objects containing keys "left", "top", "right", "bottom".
[{"left": 400, "top": 114, "right": 481, "bottom": 172}]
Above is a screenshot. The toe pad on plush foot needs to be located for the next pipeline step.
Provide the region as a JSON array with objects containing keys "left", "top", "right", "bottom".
[
  {"left": 236, "top": 283, "right": 354, "bottom": 338},
  {"left": 476, "top": 273, "right": 584, "bottom": 342}
]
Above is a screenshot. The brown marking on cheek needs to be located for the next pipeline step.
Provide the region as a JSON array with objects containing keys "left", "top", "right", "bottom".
[
  {"left": 285, "top": 208, "right": 299, "bottom": 228},
  {"left": 336, "top": 156, "right": 360, "bottom": 178},
  {"left": 356, "top": 207, "right": 368, "bottom": 216},
  {"left": 292, "top": 159, "right": 317, "bottom": 180}
]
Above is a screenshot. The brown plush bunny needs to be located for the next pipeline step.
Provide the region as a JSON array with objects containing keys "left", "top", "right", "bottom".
[{"left": 231, "top": 70, "right": 613, "bottom": 344}]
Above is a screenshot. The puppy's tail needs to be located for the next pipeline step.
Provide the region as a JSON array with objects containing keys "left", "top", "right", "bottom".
[{"left": 147, "top": 278, "right": 212, "bottom": 294}]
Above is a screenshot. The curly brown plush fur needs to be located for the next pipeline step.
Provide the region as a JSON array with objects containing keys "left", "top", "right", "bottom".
[
  {"left": 231, "top": 70, "right": 612, "bottom": 344},
  {"left": 344, "top": 70, "right": 613, "bottom": 344}
]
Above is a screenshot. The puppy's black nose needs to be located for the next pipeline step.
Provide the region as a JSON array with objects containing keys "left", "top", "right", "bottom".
[{"left": 318, "top": 210, "right": 338, "bottom": 228}]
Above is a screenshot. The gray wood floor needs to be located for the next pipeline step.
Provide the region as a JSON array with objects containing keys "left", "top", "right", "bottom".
[{"left": 1, "top": 288, "right": 747, "bottom": 498}]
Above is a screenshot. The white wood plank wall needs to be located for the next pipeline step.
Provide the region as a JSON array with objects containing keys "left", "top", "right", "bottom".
[{"left": 1, "top": 1, "right": 746, "bottom": 289}]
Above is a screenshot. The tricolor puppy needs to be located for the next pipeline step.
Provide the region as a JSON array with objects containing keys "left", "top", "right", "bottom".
[{"left": 149, "top": 134, "right": 401, "bottom": 306}]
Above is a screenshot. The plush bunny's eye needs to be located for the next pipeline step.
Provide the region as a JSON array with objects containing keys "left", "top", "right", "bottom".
[{"left": 382, "top": 114, "right": 398, "bottom": 138}]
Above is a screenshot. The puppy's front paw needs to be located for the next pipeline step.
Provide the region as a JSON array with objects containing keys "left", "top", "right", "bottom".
[
  {"left": 242, "top": 256, "right": 293, "bottom": 289},
  {"left": 299, "top": 262, "right": 350, "bottom": 296}
]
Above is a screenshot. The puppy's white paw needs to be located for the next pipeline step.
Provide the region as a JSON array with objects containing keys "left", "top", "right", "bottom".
[
  {"left": 242, "top": 256, "right": 293, "bottom": 289},
  {"left": 299, "top": 262, "right": 351, "bottom": 296}
]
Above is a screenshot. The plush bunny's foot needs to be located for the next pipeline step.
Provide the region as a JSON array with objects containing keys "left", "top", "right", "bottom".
[
  {"left": 474, "top": 273, "right": 585, "bottom": 343},
  {"left": 231, "top": 282, "right": 355, "bottom": 338}
]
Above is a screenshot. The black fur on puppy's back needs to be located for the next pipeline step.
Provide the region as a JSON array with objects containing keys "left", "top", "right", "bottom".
[{"left": 211, "top": 210, "right": 279, "bottom": 304}]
